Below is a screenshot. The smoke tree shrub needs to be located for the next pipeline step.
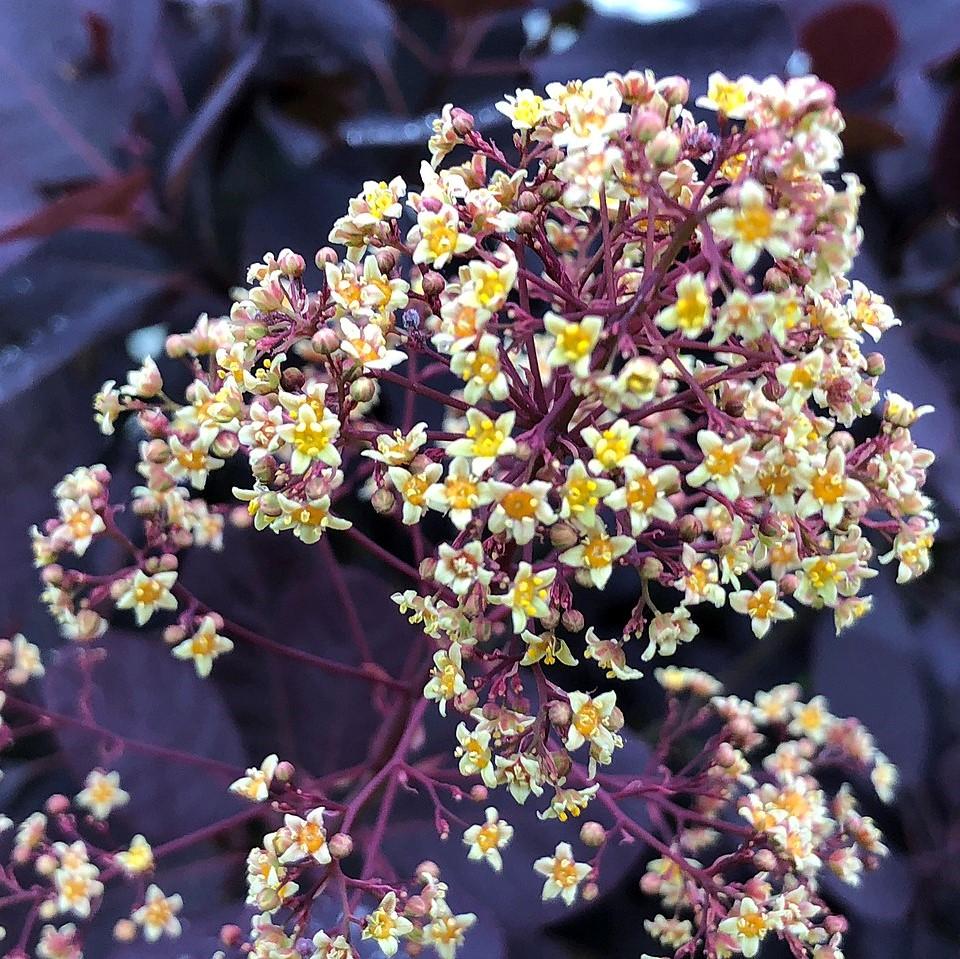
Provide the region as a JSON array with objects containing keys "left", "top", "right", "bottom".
[{"left": 0, "top": 68, "right": 939, "bottom": 958}]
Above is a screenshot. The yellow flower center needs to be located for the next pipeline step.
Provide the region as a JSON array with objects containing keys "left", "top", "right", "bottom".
[
  {"left": 582, "top": 535, "right": 614, "bottom": 569},
  {"left": 558, "top": 325, "right": 594, "bottom": 359},
  {"left": 292, "top": 417, "right": 331, "bottom": 458},
  {"left": 811, "top": 470, "right": 844, "bottom": 505},
  {"left": 705, "top": 447, "right": 740, "bottom": 477},
  {"left": 574, "top": 702, "right": 601, "bottom": 736},
  {"left": 626, "top": 475, "right": 657, "bottom": 511},
  {"left": 737, "top": 913, "right": 766, "bottom": 938},
  {"left": 476, "top": 823, "right": 501, "bottom": 852},
  {"left": 551, "top": 857, "right": 581, "bottom": 888},
  {"left": 734, "top": 205, "right": 774, "bottom": 243},
  {"left": 134, "top": 579, "right": 163, "bottom": 605},
  {"left": 501, "top": 489, "right": 538, "bottom": 520}
]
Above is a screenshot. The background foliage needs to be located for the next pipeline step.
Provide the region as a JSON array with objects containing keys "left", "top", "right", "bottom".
[{"left": 1, "top": 0, "right": 959, "bottom": 954}]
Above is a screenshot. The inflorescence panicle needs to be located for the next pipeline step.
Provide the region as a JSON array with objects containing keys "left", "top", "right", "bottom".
[{"left": 2, "top": 68, "right": 937, "bottom": 958}]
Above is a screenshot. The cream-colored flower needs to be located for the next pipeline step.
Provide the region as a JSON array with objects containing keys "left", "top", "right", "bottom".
[
  {"left": 544, "top": 313, "right": 603, "bottom": 378},
  {"left": 533, "top": 841, "right": 591, "bottom": 906},
  {"left": 559, "top": 521, "right": 633, "bottom": 589},
  {"left": 655, "top": 273, "right": 711, "bottom": 337},
  {"left": 363, "top": 891, "right": 414, "bottom": 956},
  {"left": 172, "top": 616, "right": 233, "bottom": 677},
  {"left": 280, "top": 808, "right": 331, "bottom": 864},
  {"left": 115, "top": 569, "right": 178, "bottom": 626},
  {"left": 520, "top": 630, "right": 578, "bottom": 667},
  {"left": 132, "top": 885, "right": 182, "bottom": 942},
  {"left": 604, "top": 462, "right": 678, "bottom": 534},
  {"left": 489, "top": 562, "right": 556, "bottom": 632},
  {"left": 76, "top": 769, "right": 129, "bottom": 820},
  {"left": 446, "top": 409, "right": 517, "bottom": 475},
  {"left": 116, "top": 834, "right": 154, "bottom": 876},
  {"left": 485, "top": 480, "right": 556, "bottom": 544},
  {"left": 230, "top": 754, "right": 279, "bottom": 802},
  {"left": 709, "top": 179, "right": 797, "bottom": 270},
  {"left": 730, "top": 581, "right": 794, "bottom": 638},
  {"left": 463, "top": 806, "right": 513, "bottom": 872},
  {"left": 389, "top": 463, "right": 444, "bottom": 525}
]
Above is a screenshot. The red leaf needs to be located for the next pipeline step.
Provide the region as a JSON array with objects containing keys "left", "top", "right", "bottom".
[
  {"left": 800, "top": 1, "right": 899, "bottom": 95},
  {"left": 0, "top": 169, "right": 149, "bottom": 242}
]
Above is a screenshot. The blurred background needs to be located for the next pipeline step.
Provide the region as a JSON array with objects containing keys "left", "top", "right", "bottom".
[{"left": 1, "top": 0, "right": 959, "bottom": 955}]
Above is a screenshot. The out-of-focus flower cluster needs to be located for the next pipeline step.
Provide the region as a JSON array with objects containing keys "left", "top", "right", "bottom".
[{"left": 6, "top": 68, "right": 937, "bottom": 957}]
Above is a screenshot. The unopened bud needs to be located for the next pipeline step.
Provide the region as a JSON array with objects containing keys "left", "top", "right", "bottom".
[
  {"left": 657, "top": 75, "right": 690, "bottom": 106},
  {"left": 516, "top": 211, "right": 538, "bottom": 235},
  {"left": 163, "top": 625, "right": 187, "bottom": 645},
  {"left": 518, "top": 191, "right": 539, "bottom": 213},
  {"left": 580, "top": 821, "right": 606, "bottom": 847},
  {"left": 607, "top": 706, "right": 625, "bottom": 733},
  {"left": 350, "top": 377, "right": 377, "bottom": 404},
  {"left": 252, "top": 454, "right": 278, "bottom": 484},
  {"left": 281, "top": 367, "right": 305, "bottom": 392},
  {"left": 404, "top": 895, "right": 429, "bottom": 918},
  {"left": 551, "top": 750, "right": 572, "bottom": 778},
  {"left": 678, "top": 515, "right": 703, "bottom": 542},
  {"left": 547, "top": 700, "right": 572, "bottom": 727},
  {"left": 455, "top": 690, "right": 479, "bottom": 712},
  {"left": 469, "top": 785, "right": 488, "bottom": 803},
  {"left": 328, "top": 832, "right": 354, "bottom": 859},
  {"left": 312, "top": 327, "right": 341, "bottom": 355},
  {"left": 451, "top": 108, "right": 475, "bottom": 136},
  {"left": 35, "top": 853, "right": 58, "bottom": 876},
  {"left": 539, "top": 181, "right": 562, "bottom": 203},
  {"left": 560, "top": 608, "right": 584, "bottom": 633},
  {"left": 278, "top": 249, "right": 306, "bottom": 277},
  {"left": 549, "top": 522, "right": 580, "bottom": 550},
  {"left": 645, "top": 129, "right": 681, "bottom": 166},
  {"left": 113, "top": 919, "right": 137, "bottom": 943},
  {"left": 315, "top": 247, "right": 338, "bottom": 267},
  {"left": 753, "top": 849, "right": 778, "bottom": 871},
  {"left": 371, "top": 488, "right": 396, "bottom": 514},
  {"left": 274, "top": 761, "right": 295, "bottom": 783},
  {"left": 211, "top": 431, "right": 239, "bottom": 458},
  {"left": 865, "top": 352, "right": 885, "bottom": 377},
  {"left": 220, "top": 925, "right": 244, "bottom": 948},
  {"left": 631, "top": 109, "right": 665, "bottom": 142},
  {"left": 45, "top": 794, "right": 70, "bottom": 816},
  {"left": 376, "top": 249, "right": 398, "bottom": 274},
  {"left": 416, "top": 860, "right": 441, "bottom": 881},
  {"left": 581, "top": 881, "right": 600, "bottom": 901},
  {"left": 422, "top": 271, "right": 446, "bottom": 297}
]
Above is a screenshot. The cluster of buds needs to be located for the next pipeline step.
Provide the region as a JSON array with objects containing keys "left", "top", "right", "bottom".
[{"left": 7, "top": 67, "right": 937, "bottom": 957}]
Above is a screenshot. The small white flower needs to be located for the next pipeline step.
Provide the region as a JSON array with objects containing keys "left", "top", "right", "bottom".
[{"left": 462, "top": 807, "right": 513, "bottom": 872}]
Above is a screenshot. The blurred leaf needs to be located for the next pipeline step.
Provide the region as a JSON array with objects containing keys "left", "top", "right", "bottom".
[
  {"left": 812, "top": 578, "right": 929, "bottom": 788},
  {"left": 534, "top": 0, "right": 793, "bottom": 91},
  {"left": 268, "top": 0, "right": 396, "bottom": 66},
  {"left": 799, "top": 1, "right": 899, "bottom": 95},
  {"left": 0, "top": 0, "right": 161, "bottom": 186},
  {"left": 0, "top": 169, "right": 149, "bottom": 242},
  {"left": 932, "top": 85, "right": 960, "bottom": 213},
  {"left": 42, "top": 634, "right": 248, "bottom": 843},
  {"left": 841, "top": 112, "right": 905, "bottom": 152},
  {"left": 0, "top": 229, "right": 181, "bottom": 406}
]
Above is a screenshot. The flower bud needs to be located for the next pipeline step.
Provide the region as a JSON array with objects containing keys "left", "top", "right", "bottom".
[
  {"left": 516, "top": 211, "right": 538, "bottom": 235},
  {"left": 376, "top": 249, "right": 398, "bottom": 274},
  {"left": 422, "top": 271, "right": 446, "bottom": 297},
  {"left": 35, "top": 853, "right": 58, "bottom": 875},
  {"left": 312, "top": 327, "right": 341, "bottom": 355},
  {"left": 645, "top": 129, "right": 681, "bottom": 166},
  {"left": 640, "top": 557, "right": 663, "bottom": 579},
  {"left": 165, "top": 333, "right": 187, "bottom": 357},
  {"left": 328, "top": 832, "right": 354, "bottom": 859},
  {"left": 274, "top": 761, "right": 295, "bottom": 783},
  {"left": 581, "top": 881, "right": 599, "bottom": 901},
  {"left": 549, "top": 522, "right": 580, "bottom": 550},
  {"left": 828, "top": 430, "right": 855, "bottom": 453},
  {"left": 278, "top": 248, "right": 305, "bottom": 277},
  {"left": 762, "top": 378, "right": 784, "bottom": 402},
  {"left": 657, "top": 75, "right": 690, "bottom": 106},
  {"left": 551, "top": 750, "right": 572, "bottom": 778},
  {"left": 469, "top": 785, "right": 488, "bottom": 803},
  {"left": 763, "top": 266, "right": 790, "bottom": 292},
  {"left": 251, "top": 455, "right": 278, "bottom": 485},
  {"left": 39, "top": 900, "right": 57, "bottom": 920},
  {"left": 518, "top": 191, "right": 539, "bottom": 213},
  {"left": 547, "top": 700, "right": 572, "bottom": 727},
  {"left": 45, "top": 794, "right": 70, "bottom": 816},
  {"left": 631, "top": 109, "right": 665, "bottom": 141},
  {"left": 211, "top": 431, "right": 239, "bottom": 458},
  {"left": 539, "top": 181, "right": 562, "bottom": 203},
  {"left": 144, "top": 439, "right": 171, "bottom": 464},
  {"left": 281, "top": 367, "right": 306, "bottom": 392},
  {"left": 607, "top": 706, "right": 625, "bottom": 732},
  {"left": 455, "top": 690, "right": 479, "bottom": 712},
  {"left": 678, "top": 515, "right": 703, "bottom": 542},
  {"left": 451, "top": 108, "right": 475, "bottom": 136},
  {"left": 404, "top": 895, "right": 429, "bottom": 918},
  {"left": 220, "top": 925, "right": 244, "bottom": 948},
  {"left": 315, "top": 247, "right": 338, "bottom": 268},
  {"left": 560, "top": 608, "right": 584, "bottom": 633},
  {"left": 350, "top": 377, "right": 377, "bottom": 404},
  {"left": 371, "top": 488, "right": 396, "bottom": 514},
  {"left": 580, "top": 821, "right": 606, "bottom": 847},
  {"left": 163, "top": 625, "right": 187, "bottom": 645},
  {"left": 753, "top": 848, "right": 777, "bottom": 871},
  {"left": 865, "top": 352, "right": 885, "bottom": 377},
  {"left": 113, "top": 919, "right": 138, "bottom": 942},
  {"left": 779, "top": 573, "right": 798, "bottom": 596},
  {"left": 416, "top": 860, "right": 441, "bottom": 881}
]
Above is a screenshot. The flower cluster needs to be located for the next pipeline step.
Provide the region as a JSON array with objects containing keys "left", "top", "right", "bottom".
[{"left": 6, "top": 67, "right": 937, "bottom": 957}]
